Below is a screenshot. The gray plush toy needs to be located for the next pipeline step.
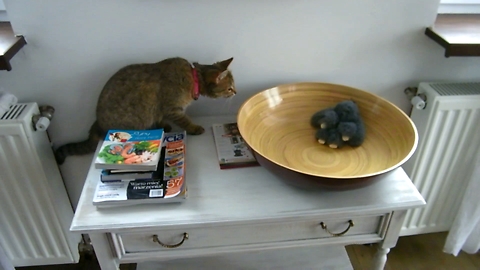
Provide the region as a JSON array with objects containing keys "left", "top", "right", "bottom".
[
  {"left": 312, "top": 99, "right": 366, "bottom": 148},
  {"left": 315, "top": 128, "right": 344, "bottom": 149},
  {"left": 310, "top": 108, "right": 339, "bottom": 129},
  {"left": 334, "top": 100, "right": 360, "bottom": 122},
  {"left": 337, "top": 121, "right": 365, "bottom": 146},
  {"left": 334, "top": 100, "right": 365, "bottom": 146}
]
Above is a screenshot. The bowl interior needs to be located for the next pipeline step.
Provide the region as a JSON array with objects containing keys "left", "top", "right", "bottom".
[{"left": 237, "top": 82, "right": 417, "bottom": 180}]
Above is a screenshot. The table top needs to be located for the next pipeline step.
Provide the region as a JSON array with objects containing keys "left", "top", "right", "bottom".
[{"left": 70, "top": 115, "right": 425, "bottom": 233}]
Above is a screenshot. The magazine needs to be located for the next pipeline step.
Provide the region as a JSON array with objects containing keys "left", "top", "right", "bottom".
[
  {"left": 92, "top": 179, "right": 187, "bottom": 208},
  {"left": 92, "top": 131, "right": 187, "bottom": 207},
  {"left": 212, "top": 123, "right": 259, "bottom": 169},
  {"left": 100, "top": 169, "right": 155, "bottom": 182},
  {"left": 94, "top": 129, "right": 164, "bottom": 171},
  {"left": 100, "top": 150, "right": 167, "bottom": 183}
]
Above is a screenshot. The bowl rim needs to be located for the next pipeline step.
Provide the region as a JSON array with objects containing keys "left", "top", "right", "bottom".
[{"left": 237, "top": 82, "right": 419, "bottom": 180}]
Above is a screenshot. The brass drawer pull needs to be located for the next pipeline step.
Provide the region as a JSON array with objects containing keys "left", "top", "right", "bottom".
[
  {"left": 320, "top": 220, "right": 354, "bottom": 237},
  {"left": 152, "top": 233, "right": 189, "bottom": 248}
]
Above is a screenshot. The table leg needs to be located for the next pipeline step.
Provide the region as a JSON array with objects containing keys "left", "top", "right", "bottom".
[
  {"left": 371, "top": 210, "right": 407, "bottom": 270},
  {"left": 372, "top": 247, "right": 390, "bottom": 270},
  {"left": 89, "top": 233, "right": 120, "bottom": 270}
]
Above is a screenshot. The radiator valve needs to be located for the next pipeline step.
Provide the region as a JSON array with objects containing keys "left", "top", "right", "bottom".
[
  {"left": 404, "top": 87, "right": 427, "bottom": 110},
  {"left": 33, "top": 105, "right": 55, "bottom": 131}
]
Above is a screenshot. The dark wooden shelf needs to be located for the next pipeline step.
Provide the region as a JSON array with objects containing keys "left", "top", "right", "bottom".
[
  {"left": 425, "top": 14, "right": 480, "bottom": 57},
  {"left": 0, "top": 22, "right": 26, "bottom": 71}
]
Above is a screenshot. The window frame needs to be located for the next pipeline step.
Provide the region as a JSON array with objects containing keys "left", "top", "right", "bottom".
[
  {"left": 438, "top": 0, "right": 480, "bottom": 14},
  {"left": 0, "top": 0, "right": 7, "bottom": 22}
]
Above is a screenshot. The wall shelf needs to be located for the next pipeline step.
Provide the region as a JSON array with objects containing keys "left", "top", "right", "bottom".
[
  {"left": 0, "top": 22, "right": 26, "bottom": 71},
  {"left": 425, "top": 14, "right": 480, "bottom": 57}
]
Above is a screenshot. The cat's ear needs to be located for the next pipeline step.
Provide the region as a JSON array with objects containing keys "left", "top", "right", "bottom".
[
  {"left": 216, "top": 57, "right": 234, "bottom": 70},
  {"left": 206, "top": 69, "right": 229, "bottom": 84},
  {"left": 216, "top": 70, "right": 229, "bottom": 84}
]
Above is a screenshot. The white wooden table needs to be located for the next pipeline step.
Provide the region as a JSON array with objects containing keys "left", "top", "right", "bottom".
[{"left": 70, "top": 115, "right": 425, "bottom": 270}]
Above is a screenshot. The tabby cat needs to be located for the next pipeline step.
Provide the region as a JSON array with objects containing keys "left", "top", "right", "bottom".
[{"left": 55, "top": 57, "right": 236, "bottom": 164}]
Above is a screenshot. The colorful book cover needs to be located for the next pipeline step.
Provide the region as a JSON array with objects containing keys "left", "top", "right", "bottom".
[
  {"left": 212, "top": 123, "right": 259, "bottom": 169},
  {"left": 92, "top": 131, "right": 187, "bottom": 207},
  {"left": 161, "top": 131, "right": 186, "bottom": 198},
  {"left": 94, "top": 129, "right": 164, "bottom": 171}
]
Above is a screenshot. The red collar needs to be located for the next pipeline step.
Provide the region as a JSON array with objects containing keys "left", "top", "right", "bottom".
[{"left": 192, "top": 67, "right": 200, "bottom": 100}]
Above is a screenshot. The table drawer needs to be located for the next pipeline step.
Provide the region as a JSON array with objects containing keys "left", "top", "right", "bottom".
[{"left": 113, "top": 214, "right": 388, "bottom": 258}]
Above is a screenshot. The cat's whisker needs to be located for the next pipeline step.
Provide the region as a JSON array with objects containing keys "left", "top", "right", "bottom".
[
  {"left": 222, "top": 99, "right": 229, "bottom": 110},
  {"left": 226, "top": 96, "right": 235, "bottom": 108},
  {"left": 221, "top": 97, "right": 233, "bottom": 112}
]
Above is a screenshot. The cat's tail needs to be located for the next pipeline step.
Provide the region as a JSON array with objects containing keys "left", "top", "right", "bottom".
[{"left": 54, "top": 121, "right": 104, "bottom": 165}]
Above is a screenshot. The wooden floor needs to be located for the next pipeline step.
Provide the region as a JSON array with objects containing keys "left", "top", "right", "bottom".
[
  {"left": 16, "top": 232, "right": 480, "bottom": 270},
  {"left": 15, "top": 253, "right": 135, "bottom": 270},
  {"left": 347, "top": 232, "right": 480, "bottom": 270}
]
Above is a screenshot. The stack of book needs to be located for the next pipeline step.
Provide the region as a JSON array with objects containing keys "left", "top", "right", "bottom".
[{"left": 92, "top": 129, "right": 187, "bottom": 208}]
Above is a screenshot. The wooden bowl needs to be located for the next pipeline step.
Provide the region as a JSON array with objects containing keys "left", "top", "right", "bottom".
[{"left": 237, "top": 82, "right": 418, "bottom": 189}]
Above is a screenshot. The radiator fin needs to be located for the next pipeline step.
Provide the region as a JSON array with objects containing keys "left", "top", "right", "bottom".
[
  {"left": 1, "top": 104, "right": 27, "bottom": 120},
  {"left": 430, "top": 82, "right": 480, "bottom": 96},
  {"left": 402, "top": 82, "right": 480, "bottom": 236},
  {"left": 0, "top": 128, "right": 68, "bottom": 262},
  {"left": 430, "top": 110, "right": 480, "bottom": 228},
  {"left": 0, "top": 103, "right": 79, "bottom": 266}
]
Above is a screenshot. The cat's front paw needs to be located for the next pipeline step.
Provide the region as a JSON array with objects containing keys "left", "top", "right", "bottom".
[{"left": 187, "top": 125, "right": 205, "bottom": 135}]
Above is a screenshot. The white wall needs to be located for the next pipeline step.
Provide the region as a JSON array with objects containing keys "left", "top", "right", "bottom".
[
  {"left": 0, "top": 0, "right": 7, "bottom": 21},
  {"left": 1, "top": 0, "right": 479, "bottom": 208}
]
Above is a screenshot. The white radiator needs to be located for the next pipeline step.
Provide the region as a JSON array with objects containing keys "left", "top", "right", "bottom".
[
  {"left": 0, "top": 103, "right": 80, "bottom": 266},
  {"left": 401, "top": 82, "right": 480, "bottom": 236}
]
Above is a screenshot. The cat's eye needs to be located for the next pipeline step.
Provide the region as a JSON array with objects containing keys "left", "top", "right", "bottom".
[{"left": 228, "top": 88, "right": 234, "bottom": 92}]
